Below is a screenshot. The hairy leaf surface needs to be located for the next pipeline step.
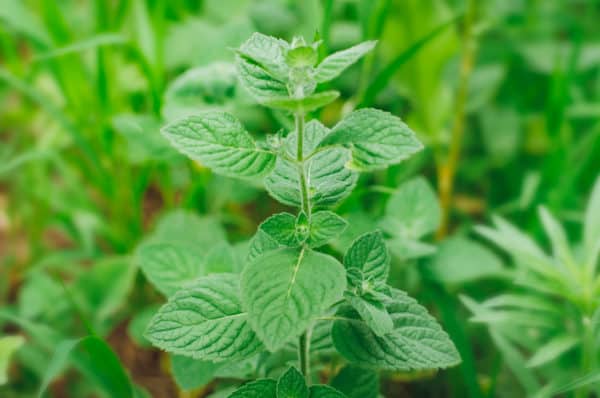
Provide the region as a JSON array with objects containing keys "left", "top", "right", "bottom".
[
  {"left": 314, "top": 41, "right": 377, "bottom": 83},
  {"left": 308, "top": 211, "right": 348, "bottom": 248},
  {"left": 241, "top": 248, "right": 346, "bottom": 351},
  {"left": 344, "top": 231, "right": 390, "bottom": 289}
]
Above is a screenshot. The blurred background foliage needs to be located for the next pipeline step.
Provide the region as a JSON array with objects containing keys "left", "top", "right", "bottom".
[{"left": 1, "top": 0, "right": 599, "bottom": 397}]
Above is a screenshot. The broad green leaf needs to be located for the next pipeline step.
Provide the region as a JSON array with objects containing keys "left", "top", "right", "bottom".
[
  {"left": 229, "top": 379, "right": 277, "bottom": 398},
  {"left": 238, "top": 32, "right": 289, "bottom": 79},
  {"left": 260, "top": 212, "right": 299, "bottom": 247},
  {"left": 319, "top": 109, "right": 423, "bottom": 170},
  {"left": 380, "top": 177, "right": 440, "bottom": 239},
  {"left": 346, "top": 294, "right": 393, "bottom": 337},
  {"left": 308, "top": 211, "right": 348, "bottom": 248},
  {"left": 427, "top": 237, "right": 504, "bottom": 285},
  {"left": 205, "top": 242, "right": 239, "bottom": 274},
  {"left": 146, "top": 274, "right": 263, "bottom": 361},
  {"left": 147, "top": 210, "right": 227, "bottom": 251},
  {"left": 0, "top": 335, "right": 24, "bottom": 385},
  {"left": 171, "top": 355, "right": 220, "bottom": 391},
  {"left": 308, "top": 385, "right": 347, "bottom": 398},
  {"left": 241, "top": 248, "right": 346, "bottom": 351},
  {"left": 344, "top": 231, "right": 390, "bottom": 290},
  {"left": 263, "top": 91, "right": 339, "bottom": 113},
  {"left": 332, "top": 289, "right": 460, "bottom": 371},
  {"left": 247, "top": 229, "right": 284, "bottom": 263},
  {"left": 265, "top": 148, "right": 357, "bottom": 208},
  {"left": 162, "top": 112, "right": 276, "bottom": 178},
  {"left": 236, "top": 54, "right": 288, "bottom": 101},
  {"left": 526, "top": 335, "right": 579, "bottom": 368},
  {"left": 330, "top": 365, "right": 379, "bottom": 398},
  {"left": 38, "top": 336, "right": 134, "bottom": 398},
  {"left": 136, "top": 243, "right": 202, "bottom": 297},
  {"left": 386, "top": 237, "right": 436, "bottom": 261},
  {"left": 285, "top": 119, "right": 330, "bottom": 158},
  {"left": 584, "top": 175, "right": 600, "bottom": 263},
  {"left": 277, "top": 366, "right": 308, "bottom": 398},
  {"left": 314, "top": 41, "right": 377, "bottom": 83}
]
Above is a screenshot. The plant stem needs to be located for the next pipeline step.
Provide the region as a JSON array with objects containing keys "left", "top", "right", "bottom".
[
  {"left": 295, "top": 113, "right": 311, "bottom": 217},
  {"left": 436, "top": 0, "right": 477, "bottom": 239},
  {"left": 298, "top": 331, "right": 311, "bottom": 384}
]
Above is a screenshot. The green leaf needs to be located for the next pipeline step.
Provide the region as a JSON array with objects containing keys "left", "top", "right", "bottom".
[
  {"left": 241, "top": 248, "right": 346, "bottom": 351},
  {"left": 526, "top": 335, "right": 579, "bottom": 368},
  {"left": 0, "top": 335, "right": 24, "bottom": 385},
  {"left": 346, "top": 294, "right": 393, "bottom": 337},
  {"left": 426, "top": 236, "right": 504, "bottom": 285},
  {"left": 38, "top": 336, "right": 134, "bottom": 398},
  {"left": 308, "top": 211, "right": 348, "bottom": 248},
  {"left": 314, "top": 41, "right": 377, "bottom": 83},
  {"left": 331, "top": 289, "right": 460, "bottom": 371},
  {"left": 308, "top": 385, "right": 347, "bottom": 398},
  {"left": 162, "top": 112, "right": 276, "bottom": 178},
  {"left": 260, "top": 212, "right": 299, "bottom": 247},
  {"left": 285, "top": 119, "right": 329, "bottom": 158},
  {"left": 584, "top": 175, "right": 600, "bottom": 263},
  {"left": 145, "top": 274, "right": 263, "bottom": 361},
  {"left": 386, "top": 237, "right": 436, "bottom": 261},
  {"left": 265, "top": 147, "right": 357, "bottom": 208},
  {"left": 277, "top": 366, "right": 308, "bottom": 398},
  {"left": 330, "top": 365, "right": 379, "bottom": 398},
  {"left": 538, "top": 206, "right": 574, "bottom": 266},
  {"left": 319, "top": 109, "right": 423, "bottom": 171},
  {"left": 171, "top": 355, "right": 220, "bottom": 391},
  {"left": 551, "top": 370, "right": 600, "bottom": 395},
  {"left": 137, "top": 243, "right": 202, "bottom": 297},
  {"left": 247, "top": 229, "right": 285, "bottom": 263},
  {"left": 263, "top": 91, "right": 339, "bottom": 113},
  {"left": 229, "top": 379, "right": 277, "bottom": 398},
  {"left": 238, "top": 32, "right": 289, "bottom": 80},
  {"left": 236, "top": 54, "right": 288, "bottom": 101},
  {"left": 380, "top": 177, "right": 440, "bottom": 239},
  {"left": 344, "top": 231, "right": 390, "bottom": 290},
  {"left": 128, "top": 305, "right": 161, "bottom": 347}
]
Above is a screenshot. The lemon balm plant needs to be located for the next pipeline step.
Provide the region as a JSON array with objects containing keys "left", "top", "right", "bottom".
[{"left": 142, "top": 33, "right": 460, "bottom": 396}]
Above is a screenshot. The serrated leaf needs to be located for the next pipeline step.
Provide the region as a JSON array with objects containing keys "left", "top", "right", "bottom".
[
  {"left": 332, "top": 289, "right": 460, "bottom": 371},
  {"left": 380, "top": 177, "right": 440, "bottom": 239},
  {"left": 247, "top": 229, "right": 283, "bottom": 263},
  {"left": 330, "top": 365, "right": 379, "bottom": 398},
  {"left": 346, "top": 294, "right": 393, "bottom": 337},
  {"left": 263, "top": 91, "right": 339, "bottom": 113},
  {"left": 162, "top": 112, "right": 276, "bottom": 178},
  {"left": 0, "top": 335, "right": 24, "bottom": 385},
  {"left": 314, "top": 41, "right": 377, "bottom": 83},
  {"left": 236, "top": 54, "right": 288, "bottom": 101},
  {"left": 241, "top": 248, "right": 346, "bottom": 351},
  {"left": 146, "top": 274, "right": 263, "bottom": 361},
  {"left": 136, "top": 243, "right": 202, "bottom": 297},
  {"left": 238, "top": 32, "right": 289, "bottom": 80},
  {"left": 285, "top": 119, "right": 329, "bottom": 158},
  {"left": 277, "top": 367, "right": 308, "bottom": 398},
  {"left": 229, "top": 379, "right": 277, "bottom": 398},
  {"left": 319, "top": 109, "right": 423, "bottom": 170},
  {"left": 308, "top": 211, "right": 348, "bottom": 248},
  {"left": 344, "top": 231, "right": 390, "bottom": 290},
  {"left": 308, "top": 385, "right": 347, "bottom": 398},
  {"left": 265, "top": 148, "right": 357, "bottom": 208},
  {"left": 260, "top": 212, "right": 299, "bottom": 246},
  {"left": 171, "top": 355, "right": 220, "bottom": 391}
]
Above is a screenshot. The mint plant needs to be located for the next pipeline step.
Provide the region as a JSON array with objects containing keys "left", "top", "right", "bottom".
[{"left": 142, "top": 33, "right": 460, "bottom": 395}]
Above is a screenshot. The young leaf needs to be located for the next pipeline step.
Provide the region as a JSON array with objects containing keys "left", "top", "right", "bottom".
[
  {"left": 285, "top": 119, "right": 329, "bottom": 158},
  {"left": 265, "top": 148, "right": 357, "bottom": 208},
  {"left": 344, "top": 231, "right": 390, "bottom": 290},
  {"left": 236, "top": 55, "right": 288, "bottom": 101},
  {"left": 145, "top": 274, "right": 263, "bottom": 361},
  {"left": 241, "top": 248, "right": 346, "bottom": 351},
  {"left": 247, "top": 213, "right": 301, "bottom": 262},
  {"left": 331, "top": 289, "right": 460, "bottom": 371},
  {"left": 277, "top": 366, "right": 308, "bottom": 398},
  {"left": 330, "top": 365, "right": 379, "bottom": 398},
  {"left": 262, "top": 91, "right": 339, "bottom": 113},
  {"left": 0, "top": 336, "right": 24, "bottom": 385},
  {"left": 308, "top": 211, "right": 348, "bottom": 248},
  {"left": 162, "top": 112, "right": 276, "bottom": 178},
  {"left": 308, "top": 385, "right": 347, "bottom": 398},
  {"left": 229, "top": 379, "right": 277, "bottom": 398},
  {"left": 319, "top": 109, "right": 423, "bottom": 170},
  {"left": 380, "top": 177, "right": 440, "bottom": 239},
  {"left": 538, "top": 206, "right": 574, "bottom": 266},
  {"left": 238, "top": 32, "right": 289, "bottom": 80},
  {"left": 346, "top": 293, "right": 393, "bottom": 337},
  {"left": 136, "top": 243, "right": 202, "bottom": 297},
  {"left": 314, "top": 41, "right": 377, "bottom": 83}
]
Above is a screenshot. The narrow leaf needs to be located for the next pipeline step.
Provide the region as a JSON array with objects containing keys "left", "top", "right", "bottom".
[
  {"left": 526, "top": 335, "right": 579, "bottom": 368},
  {"left": 0, "top": 336, "right": 24, "bottom": 385},
  {"left": 314, "top": 41, "right": 377, "bottom": 83}
]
